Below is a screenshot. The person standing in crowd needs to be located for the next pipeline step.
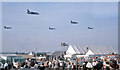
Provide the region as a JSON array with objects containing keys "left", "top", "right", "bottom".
[
  {"left": 82, "top": 61, "right": 87, "bottom": 70},
  {"left": 4, "top": 61, "right": 8, "bottom": 70},
  {"left": 46, "top": 61, "right": 49, "bottom": 68},
  {"left": 67, "top": 62, "right": 71, "bottom": 70},
  {"left": 27, "top": 60, "right": 31, "bottom": 68},
  {"left": 86, "top": 61, "right": 93, "bottom": 70},
  {"left": 21, "top": 61, "right": 25, "bottom": 69},
  {"left": 54, "top": 60, "right": 60, "bottom": 70},
  {"left": 92, "top": 60, "right": 97, "bottom": 70},
  {"left": 72, "top": 63, "right": 76, "bottom": 70},
  {"left": 17, "top": 60, "right": 21, "bottom": 69},
  {"left": 109, "top": 59, "right": 119, "bottom": 70},
  {"left": 103, "top": 60, "right": 106, "bottom": 69},
  {"left": 60, "top": 60, "right": 65, "bottom": 70},
  {"left": 96, "top": 60, "right": 103, "bottom": 70},
  {"left": 118, "top": 58, "right": 120, "bottom": 70},
  {"left": 52, "top": 61, "right": 55, "bottom": 70},
  {"left": 40, "top": 63, "right": 45, "bottom": 70},
  {"left": 63, "top": 61, "right": 66, "bottom": 70},
  {"left": 48, "top": 61, "right": 52, "bottom": 69},
  {"left": 13, "top": 61, "right": 18, "bottom": 69},
  {"left": 0, "top": 61, "right": 4, "bottom": 70},
  {"left": 34, "top": 61, "right": 38, "bottom": 69},
  {"left": 8, "top": 61, "right": 12, "bottom": 70},
  {"left": 30, "top": 60, "right": 35, "bottom": 68},
  {"left": 24, "top": 62, "right": 28, "bottom": 68},
  {"left": 106, "top": 62, "right": 110, "bottom": 70}
]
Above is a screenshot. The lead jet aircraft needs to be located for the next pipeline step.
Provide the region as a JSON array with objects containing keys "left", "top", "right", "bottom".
[
  {"left": 88, "top": 27, "right": 93, "bottom": 29},
  {"left": 4, "top": 26, "right": 12, "bottom": 29},
  {"left": 27, "top": 9, "right": 39, "bottom": 15},
  {"left": 49, "top": 27, "right": 55, "bottom": 30},
  {"left": 71, "top": 20, "right": 78, "bottom": 24}
]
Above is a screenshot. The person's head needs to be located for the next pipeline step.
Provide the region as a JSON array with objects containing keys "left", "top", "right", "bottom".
[
  {"left": 106, "top": 62, "right": 109, "bottom": 64},
  {"left": 42, "top": 63, "right": 44, "bottom": 65},
  {"left": 69, "top": 63, "right": 71, "bottom": 65},
  {"left": 72, "top": 63, "right": 74, "bottom": 65},
  {"left": 84, "top": 61, "right": 86, "bottom": 63}
]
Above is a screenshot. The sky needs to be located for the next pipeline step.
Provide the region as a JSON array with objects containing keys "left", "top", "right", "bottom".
[{"left": 2, "top": 2, "right": 118, "bottom": 52}]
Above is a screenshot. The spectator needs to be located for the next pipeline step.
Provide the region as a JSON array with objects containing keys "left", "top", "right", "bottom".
[
  {"left": 109, "top": 59, "right": 119, "bottom": 70},
  {"left": 71, "top": 63, "right": 76, "bottom": 70},
  {"left": 103, "top": 60, "right": 106, "bottom": 69},
  {"left": 92, "top": 60, "right": 97, "bottom": 70},
  {"left": 96, "top": 60, "right": 103, "bottom": 70},
  {"left": 48, "top": 61, "right": 52, "bottom": 69},
  {"left": 34, "top": 62, "right": 38, "bottom": 69},
  {"left": 8, "top": 61, "right": 12, "bottom": 70},
  {"left": 40, "top": 63, "right": 45, "bottom": 70},
  {"left": 82, "top": 61, "right": 87, "bottom": 70},
  {"left": 13, "top": 61, "right": 18, "bottom": 68},
  {"left": 106, "top": 62, "right": 110, "bottom": 70},
  {"left": 4, "top": 61, "right": 8, "bottom": 70},
  {"left": 51, "top": 61, "right": 55, "bottom": 70},
  {"left": 54, "top": 60, "right": 60, "bottom": 70},
  {"left": 0, "top": 61, "right": 4, "bottom": 70},
  {"left": 86, "top": 61, "right": 93, "bottom": 70},
  {"left": 118, "top": 58, "right": 120, "bottom": 70},
  {"left": 67, "top": 62, "right": 71, "bottom": 70}
]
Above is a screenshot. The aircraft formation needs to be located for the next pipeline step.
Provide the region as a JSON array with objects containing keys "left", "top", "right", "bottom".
[
  {"left": 4, "top": 9, "right": 93, "bottom": 46},
  {"left": 4, "top": 9, "right": 93, "bottom": 30}
]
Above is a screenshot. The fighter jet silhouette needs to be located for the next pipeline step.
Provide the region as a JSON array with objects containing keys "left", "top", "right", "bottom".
[
  {"left": 61, "top": 42, "right": 69, "bottom": 46},
  {"left": 71, "top": 20, "right": 78, "bottom": 24},
  {"left": 4, "top": 26, "right": 12, "bottom": 29},
  {"left": 49, "top": 27, "right": 55, "bottom": 30},
  {"left": 88, "top": 27, "right": 93, "bottom": 29},
  {"left": 27, "top": 9, "right": 39, "bottom": 15}
]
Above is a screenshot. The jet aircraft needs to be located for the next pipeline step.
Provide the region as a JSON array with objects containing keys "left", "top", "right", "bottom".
[
  {"left": 4, "top": 26, "right": 12, "bottom": 29},
  {"left": 27, "top": 9, "right": 39, "bottom": 15},
  {"left": 49, "top": 27, "right": 55, "bottom": 30},
  {"left": 71, "top": 20, "right": 78, "bottom": 24},
  {"left": 61, "top": 42, "right": 69, "bottom": 46},
  {"left": 88, "top": 27, "right": 93, "bottom": 29}
]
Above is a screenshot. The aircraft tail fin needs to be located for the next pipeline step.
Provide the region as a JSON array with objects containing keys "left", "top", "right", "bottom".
[
  {"left": 27, "top": 9, "right": 30, "bottom": 13},
  {"left": 4, "top": 26, "right": 6, "bottom": 28}
]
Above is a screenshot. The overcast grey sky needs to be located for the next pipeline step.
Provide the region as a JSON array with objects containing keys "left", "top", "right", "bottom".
[{"left": 2, "top": 2, "right": 118, "bottom": 52}]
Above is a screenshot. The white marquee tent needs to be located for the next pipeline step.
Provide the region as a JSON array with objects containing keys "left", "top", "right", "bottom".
[{"left": 65, "top": 45, "right": 116, "bottom": 56}]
